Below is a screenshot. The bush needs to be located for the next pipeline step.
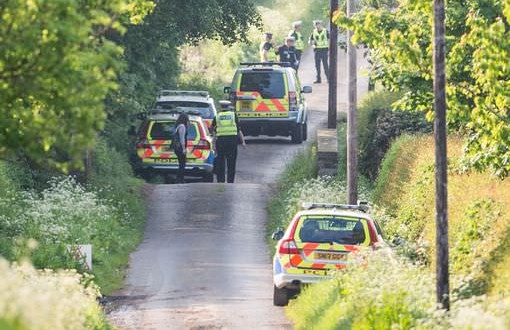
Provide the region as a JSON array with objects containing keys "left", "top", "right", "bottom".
[
  {"left": 0, "top": 258, "right": 110, "bottom": 330},
  {"left": 373, "top": 134, "right": 510, "bottom": 297},
  {"left": 358, "top": 91, "right": 432, "bottom": 181}
]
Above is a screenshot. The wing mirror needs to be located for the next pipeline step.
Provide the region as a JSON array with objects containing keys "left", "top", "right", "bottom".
[
  {"left": 272, "top": 228, "right": 284, "bottom": 241},
  {"left": 302, "top": 85, "right": 313, "bottom": 94},
  {"left": 224, "top": 86, "right": 231, "bottom": 94}
]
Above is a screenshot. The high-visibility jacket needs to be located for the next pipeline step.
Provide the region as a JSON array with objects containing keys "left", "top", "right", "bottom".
[
  {"left": 289, "top": 30, "right": 305, "bottom": 51},
  {"left": 260, "top": 42, "right": 277, "bottom": 62},
  {"left": 312, "top": 29, "right": 329, "bottom": 49},
  {"left": 216, "top": 111, "right": 238, "bottom": 137}
]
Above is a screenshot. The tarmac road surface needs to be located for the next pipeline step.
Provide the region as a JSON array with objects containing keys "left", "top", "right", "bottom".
[{"left": 108, "top": 48, "right": 368, "bottom": 329}]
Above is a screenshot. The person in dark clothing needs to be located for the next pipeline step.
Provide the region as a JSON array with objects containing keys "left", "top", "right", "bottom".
[
  {"left": 212, "top": 101, "right": 246, "bottom": 183},
  {"left": 276, "top": 37, "right": 299, "bottom": 71},
  {"left": 309, "top": 20, "right": 330, "bottom": 83},
  {"left": 260, "top": 32, "right": 277, "bottom": 62},
  {"left": 174, "top": 113, "right": 189, "bottom": 183}
]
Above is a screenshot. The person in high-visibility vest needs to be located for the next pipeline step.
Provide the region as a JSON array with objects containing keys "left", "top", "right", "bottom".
[
  {"left": 309, "top": 20, "right": 330, "bottom": 83},
  {"left": 212, "top": 101, "right": 246, "bottom": 183},
  {"left": 260, "top": 32, "right": 277, "bottom": 62},
  {"left": 288, "top": 21, "right": 305, "bottom": 70}
]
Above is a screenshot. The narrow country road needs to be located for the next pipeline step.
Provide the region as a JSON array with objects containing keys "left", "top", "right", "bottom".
[{"left": 108, "top": 48, "right": 369, "bottom": 329}]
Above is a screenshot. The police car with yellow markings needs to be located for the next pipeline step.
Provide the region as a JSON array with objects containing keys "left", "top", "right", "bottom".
[
  {"left": 271, "top": 202, "right": 385, "bottom": 306},
  {"left": 134, "top": 109, "right": 215, "bottom": 182},
  {"left": 224, "top": 62, "right": 312, "bottom": 143},
  {"left": 153, "top": 90, "right": 217, "bottom": 131}
]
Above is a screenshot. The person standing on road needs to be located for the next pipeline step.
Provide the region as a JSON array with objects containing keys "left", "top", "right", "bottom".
[
  {"left": 260, "top": 32, "right": 277, "bottom": 62},
  {"left": 309, "top": 20, "right": 329, "bottom": 84},
  {"left": 288, "top": 21, "right": 305, "bottom": 70},
  {"left": 276, "top": 37, "right": 299, "bottom": 71},
  {"left": 173, "top": 113, "right": 189, "bottom": 184},
  {"left": 213, "top": 101, "right": 246, "bottom": 183}
]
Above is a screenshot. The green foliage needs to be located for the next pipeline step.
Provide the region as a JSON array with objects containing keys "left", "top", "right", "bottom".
[
  {"left": 0, "top": 0, "right": 153, "bottom": 170},
  {"left": 334, "top": 0, "right": 510, "bottom": 177},
  {"left": 288, "top": 250, "right": 510, "bottom": 330},
  {"left": 373, "top": 134, "right": 510, "bottom": 298},
  {"left": 358, "top": 91, "right": 432, "bottom": 180}
]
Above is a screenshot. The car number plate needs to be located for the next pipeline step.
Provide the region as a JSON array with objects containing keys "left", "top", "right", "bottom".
[
  {"left": 315, "top": 252, "right": 347, "bottom": 261},
  {"left": 241, "top": 101, "right": 252, "bottom": 111},
  {"left": 303, "top": 269, "right": 328, "bottom": 275}
]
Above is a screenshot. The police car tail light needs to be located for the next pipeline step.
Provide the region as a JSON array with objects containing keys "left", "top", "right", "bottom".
[
  {"left": 196, "top": 139, "right": 211, "bottom": 150},
  {"left": 289, "top": 91, "right": 298, "bottom": 111},
  {"left": 279, "top": 239, "right": 299, "bottom": 255},
  {"left": 368, "top": 221, "right": 379, "bottom": 247}
]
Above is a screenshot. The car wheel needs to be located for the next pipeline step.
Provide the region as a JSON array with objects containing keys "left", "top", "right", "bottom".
[
  {"left": 203, "top": 173, "right": 214, "bottom": 183},
  {"left": 302, "top": 122, "right": 308, "bottom": 141},
  {"left": 291, "top": 125, "right": 303, "bottom": 144},
  {"left": 273, "top": 285, "right": 289, "bottom": 306}
]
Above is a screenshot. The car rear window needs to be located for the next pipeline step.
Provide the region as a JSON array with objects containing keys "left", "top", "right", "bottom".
[
  {"left": 298, "top": 217, "right": 366, "bottom": 245},
  {"left": 240, "top": 72, "right": 285, "bottom": 99},
  {"left": 155, "top": 101, "right": 214, "bottom": 119},
  {"left": 148, "top": 121, "right": 198, "bottom": 140}
]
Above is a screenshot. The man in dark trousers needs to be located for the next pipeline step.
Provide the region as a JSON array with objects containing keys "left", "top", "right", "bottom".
[
  {"left": 309, "top": 20, "right": 330, "bottom": 83},
  {"left": 213, "top": 101, "right": 246, "bottom": 183},
  {"left": 276, "top": 37, "right": 299, "bottom": 71}
]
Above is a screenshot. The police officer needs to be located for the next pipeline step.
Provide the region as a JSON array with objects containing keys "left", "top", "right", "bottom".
[
  {"left": 213, "top": 101, "right": 246, "bottom": 183},
  {"left": 309, "top": 20, "right": 330, "bottom": 83},
  {"left": 288, "top": 21, "right": 305, "bottom": 68},
  {"left": 276, "top": 37, "right": 299, "bottom": 71},
  {"left": 260, "top": 32, "right": 277, "bottom": 62}
]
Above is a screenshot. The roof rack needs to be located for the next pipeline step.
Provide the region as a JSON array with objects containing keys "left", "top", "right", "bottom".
[
  {"left": 158, "top": 90, "right": 209, "bottom": 98},
  {"left": 240, "top": 62, "right": 291, "bottom": 68},
  {"left": 301, "top": 202, "right": 370, "bottom": 213}
]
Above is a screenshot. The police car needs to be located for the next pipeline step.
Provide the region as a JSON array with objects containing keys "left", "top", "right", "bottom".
[
  {"left": 224, "top": 62, "right": 312, "bottom": 143},
  {"left": 271, "top": 202, "right": 385, "bottom": 306},
  {"left": 134, "top": 110, "right": 215, "bottom": 182},
  {"left": 153, "top": 90, "right": 217, "bottom": 131}
]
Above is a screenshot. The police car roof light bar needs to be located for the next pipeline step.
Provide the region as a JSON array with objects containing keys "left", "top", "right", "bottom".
[
  {"left": 147, "top": 108, "right": 202, "bottom": 117},
  {"left": 301, "top": 202, "right": 370, "bottom": 213},
  {"left": 240, "top": 62, "right": 291, "bottom": 68},
  {"left": 158, "top": 90, "right": 209, "bottom": 98}
]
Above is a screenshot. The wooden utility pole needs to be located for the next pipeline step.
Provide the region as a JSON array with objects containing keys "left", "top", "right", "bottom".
[
  {"left": 433, "top": 0, "right": 449, "bottom": 310},
  {"left": 328, "top": 0, "right": 338, "bottom": 129},
  {"left": 346, "top": 0, "right": 357, "bottom": 204}
]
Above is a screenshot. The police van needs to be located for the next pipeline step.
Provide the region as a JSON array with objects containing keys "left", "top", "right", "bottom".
[{"left": 225, "top": 63, "right": 312, "bottom": 143}]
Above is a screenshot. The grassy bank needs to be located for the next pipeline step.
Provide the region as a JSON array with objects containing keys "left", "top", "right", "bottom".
[
  {"left": 0, "top": 141, "right": 146, "bottom": 295},
  {"left": 286, "top": 133, "right": 510, "bottom": 329}
]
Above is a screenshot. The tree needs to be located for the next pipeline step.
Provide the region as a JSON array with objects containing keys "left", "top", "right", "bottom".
[
  {"left": 0, "top": 0, "right": 153, "bottom": 170},
  {"left": 334, "top": 0, "right": 510, "bottom": 176}
]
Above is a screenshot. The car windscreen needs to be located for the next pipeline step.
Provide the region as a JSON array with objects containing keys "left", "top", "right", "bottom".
[
  {"left": 148, "top": 121, "right": 198, "bottom": 140},
  {"left": 155, "top": 101, "right": 214, "bottom": 119},
  {"left": 239, "top": 72, "right": 285, "bottom": 99},
  {"left": 298, "top": 217, "right": 366, "bottom": 245}
]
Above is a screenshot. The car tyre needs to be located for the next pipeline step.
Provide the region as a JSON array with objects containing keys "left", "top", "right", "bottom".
[
  {"left": 273, "top": 285, "right": 289, "bottom": 306},
  {"left": 291, "top": 124, "right": 303, "bottom": 144}
]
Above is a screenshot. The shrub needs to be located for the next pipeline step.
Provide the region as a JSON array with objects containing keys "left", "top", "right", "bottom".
[
  {"left": 358, "top": 91, "right": 432, "bottom": 181},
  {"left": 0, "top": 258, "right": 110, "bottom": 330}
]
